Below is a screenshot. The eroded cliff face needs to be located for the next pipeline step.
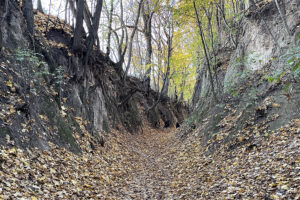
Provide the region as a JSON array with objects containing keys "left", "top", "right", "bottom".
[
  {"left": 0, "top": 1, "right": 30, "bottom": 50},
  {"left": 224, "top": 0, "right": 300, "bottom": 88},
  {"left": 0, "top": 3, "right": 186, "bottom": 153},
  {"left": 190, "top": 0, "right": 300, "bottom": 148}
]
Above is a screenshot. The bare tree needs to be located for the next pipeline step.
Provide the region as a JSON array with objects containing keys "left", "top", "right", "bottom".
[
  {"left": 274, "top": 0, "right": 291, "bottom": 36},
  {"left": 106, "top": 0, "right": 114, "bottom": 57},
  {"left": 37, "top": 0, "right": 43, "bottom": 13},
  {"left": 203, "top": 5, "right": 220, "bottom": 91},
  {"left": 141, "top": 0, "right": 159, "bottom": 93},
  {"left": 193, "top": 0, "right": 218, "bottom": 102},
  {"left": 22, "top": 0, "right": 34, "bottom": 36},
  {"left": 0, "top": 0, "right": 9, "bottom": 52},
  {"left": 161, "top": 10, "right": 174, "bottom": 97},
  {"left": 72, "top": 0, "right": 84, "bottom": 51},
  {"left": 85, "top": 0, "right": 103, "bottom": 64},
  {"left": 123, "top": 0, "right": 144, "bottom": 81}
]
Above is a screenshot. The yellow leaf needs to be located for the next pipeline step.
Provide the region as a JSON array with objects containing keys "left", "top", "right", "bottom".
[
  {"left": 31, "top": 197, "right": 38, "bottom": 200},
  {"left": 9, "top": 107, "right": 16, "bottom": 114},
  {"left": 238, "top": 136, "right": 244, "bottom": 142},
  {"left": 30, "top": 80, "right": 34, "bottom": 88},
  {"left": 39, "top": 176, "right": 46, "bottom": 181},
  {"left": 39, "top": 115, "right": 48, "bottom": 121},
  {"left": 51, "top": 90, "right": 58, "bottom": 96},
  {"left": 6, "top": 81, "right": 12, "bottom": 88},
  {"left": 171, "top": 182, "right": 177, "bottom": 187},
  {"left": 103, "top": 175, "right": 110, "bottom": 184},
  {"left": 9, "top": 148, "right": 16, "bottom": 154},
  {"left": 272, "top": 103, "right": 280, "bottom": 108},
  {"left": 216, "top": 135, "right": 223, "bottom": 140}
]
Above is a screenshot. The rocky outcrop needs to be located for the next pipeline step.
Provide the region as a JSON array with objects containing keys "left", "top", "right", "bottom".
[
  {"left": 224, "top": 0, "right": 300, "bottom": 89},
  {"left": 0, "top": 3, "right": 186, "bottom": 153},
  {"left": 0, "top": 1, "right": 30, "bottom": 50},
  {"left": 190, "top": 0, "right": 300, "bottom": 147}
]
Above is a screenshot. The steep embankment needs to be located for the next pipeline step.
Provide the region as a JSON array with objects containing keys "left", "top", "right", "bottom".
[
  {"left": 0, "top": 4, "right": 186, "bottom": 153},
  {"left": 190, "top": 0, "right": 300, "bottom": 148}
]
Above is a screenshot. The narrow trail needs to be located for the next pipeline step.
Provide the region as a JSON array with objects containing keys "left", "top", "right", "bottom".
[{"left": 122, "top": 128, "right": 180, "bottom": 199}]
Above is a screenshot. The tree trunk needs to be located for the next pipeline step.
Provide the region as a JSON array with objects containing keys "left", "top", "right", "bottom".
[
  {"left": 106, "top": 0, "right": 114, "bottom": 57},
  {"left": 152, "top": 68, "right": 157, "bottom": 91},
  {"left": 85, "top": 0, "right": 103, "bottom": 65},
  {"left": 193, "top": 0, "right": 218, "bottom": 103},
  {"left": 114, "top": 0, "right": 129, "bottom": 70},
  {"left": 231, "top": 0, "right": 236, "bottom": 13},
  {"left": 216, "top": 6, "right": 221, "bottom": 42},
  {"left": 0, "top": 0, "right": 9, "bottom": 52},
  {"left": 142, "top": 0, "right": 153, "bottom": 94},
  {"left": 179, "top": 69, "right": 186, "bottom": 101},
  {"left": 204, "top": 7, "right": 220, "bottom": 92},
  {"left": 64, "top": 0, "right": 68, "bottom": 23},
  {"left": 191, "top": 47, "right": 202, "bottom": 108},
  {"left": 45, "top": 0, "right": 52, "bottom": 33},
  {"left": 68, "top": 0, "right": 76, "bottom": 17},
  {"left": 274, "top": 0, "right": 291, "bottom": 36},
  {"left": 143, "top": 29, "right": 152, "bottom": 93},
  {"left": 123, "top": 0, "right": 143, "bottom": 81},
  {"left": 239, "top": 0, "right": 245, "bottom": 12},
  {"left": 161, "top": 74, "right": 170, "bottom": 97},
  {"left": 161, "top": 22, "right": 173, "bottom": 97},
  {"left": 72, "top": 0, "right": 84, "bottom": 51},
  {"left": 216, "top": 3, "right": 237, "bottom": 47},
  {"left": 22, "top": 0, "right": 34, "bottom": 36},
  {"left": 248, "top": 0, "right": 256, "bottom": 11},
  {"left": 37, "top": 0, "right": 43, "bottom": 13}
]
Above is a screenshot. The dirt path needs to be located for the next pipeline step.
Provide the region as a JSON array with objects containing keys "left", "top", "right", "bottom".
[{"left": 122, "top": 128, "right": 179, "bottom": 199}]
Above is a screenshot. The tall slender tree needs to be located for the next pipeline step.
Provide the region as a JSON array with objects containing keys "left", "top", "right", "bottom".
[
  {"left": 106, "top": 0, "right": 114, "bottom": 57},
  {"left": 142, "top": 0, "right": 159, "bottom": 93},
  {"left": 37, "top": 0, "right": 43, "bottom": 13},
  {"left": 123, "top": 0, "right": 144, "bottom": 81},
  {"left": 161, "top": 10, "right": 174, "bottom": 97},
  {"left": 193, "top": 0, "right": 218, "bottom": 102},
  {"left": 0, "top": 0, "right": 9, "bottom": 52},
  {"left": 22, "top": 0, "right": 34, "bottom": 36},
  {"left": 72, "top": 0, "right": 84, "bottom": 51}
]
